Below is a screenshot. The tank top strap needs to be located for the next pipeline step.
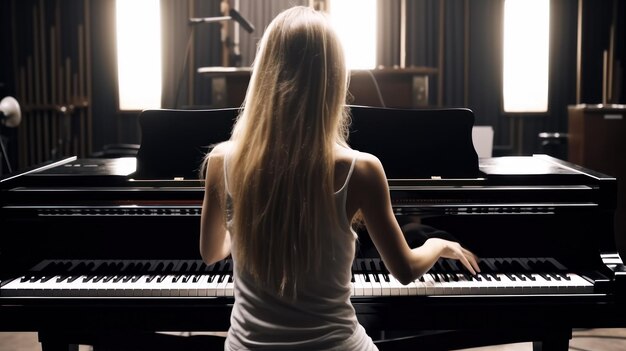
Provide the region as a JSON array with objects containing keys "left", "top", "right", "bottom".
[
  {"left": 336, "top": 151, "right": 359, "bottom": 195},
  {"left": 222, "top": 145, "right": 232, "bottom": 196}
]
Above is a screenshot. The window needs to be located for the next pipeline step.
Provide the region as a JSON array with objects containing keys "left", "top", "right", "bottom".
[
  {"left": 502, "top": 0, "right": 550, "bottom": 113},
  {"left": 329, "top": 0, "right": 377, "bottom": 70},
  {"left": 116, "top": 0, "right": 162, "bottom": 110}
]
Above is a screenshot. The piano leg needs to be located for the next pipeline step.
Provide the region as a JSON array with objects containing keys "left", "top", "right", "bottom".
[
  {"left": 531, "top": 329, "right": 572, "bottom": 351},
  {"left": 37, "top": 332, "right": 79, "bottom": 351}
]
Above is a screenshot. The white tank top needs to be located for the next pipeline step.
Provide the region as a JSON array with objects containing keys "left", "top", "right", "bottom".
[{"left": 222, "top": 149, "right": 377, "bottom": 350}]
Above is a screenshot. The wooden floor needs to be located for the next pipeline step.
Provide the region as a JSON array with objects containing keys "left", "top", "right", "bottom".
[{"left": 1, "top": 329, "right": 626, "bottom": 350}]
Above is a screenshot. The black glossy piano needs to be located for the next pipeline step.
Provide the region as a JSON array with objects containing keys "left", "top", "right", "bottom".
[{"left": 1, "top": 106, "right": 625, "bottom": 351}]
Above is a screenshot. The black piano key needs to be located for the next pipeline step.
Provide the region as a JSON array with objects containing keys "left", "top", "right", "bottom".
[
  {"left": 138, "top": 262, "right": 151, "bottom": 273},
  {"left": 164, "top": 262, "right": 175, "bottom": 273},
  {"left": 372, "top": 259, "right": 383, "bottom": 272},
  {"left": 69, "top": 262, "right": 87, "bottom": 275},
  {"left": 538, "top": 272, "right": 552, "bottom": 281},
  {"left": 123, "top": 262, "right": 136, "bottom": 273},
  {"left": 441, "top": 259, "right": 456, "bottom": 272},
  {"left": 548, "top": 272, "right": 562, "bottom": 281},
  {"left": 511, "top": 260, "right": 526, "bottom": 272},
  {"left": 493, "top": 259, "right": 505, "bottom": 272},
  {"left": 178, "top": 262, "right": 188, "bottom": 273},
  {"left": 154, "top": 262, "right": 165, "bottom": 273},
  {"left": 539, "top": 259, "right": 560, "bottom": 271},
  {"left": 432, "top": 261, "right": 444, "bottom": 273},
  {"left": 505, "top": 273, "right": 517, "bottom": 281},
  {"left": 359, "top": 260, "right": 368, "bottom": 274},
  {"left": 40, "top": 275, "right": 55, "bottom": 283},
  {"left": 478, "top": 260, "right": 494, "bottom": 273}
]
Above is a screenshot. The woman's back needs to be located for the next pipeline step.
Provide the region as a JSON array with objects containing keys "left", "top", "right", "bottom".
[{"left": 224, "top": 146, "right": 377, "bottom": 350}]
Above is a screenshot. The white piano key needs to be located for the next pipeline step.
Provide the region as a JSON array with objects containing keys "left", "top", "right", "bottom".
[
  {"left": 361, "top": 274, "right": 374, "bottom": 296},
  {"left": 353, "top": 274, "right": 364, "bottom": 297},
  {"left": 369, "top": 274, "right": 382, "bottom": 296}
]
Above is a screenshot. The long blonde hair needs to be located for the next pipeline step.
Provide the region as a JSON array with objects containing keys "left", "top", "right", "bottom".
[{"left": 226, "top": 6, "right": 349, "bottom": 298}]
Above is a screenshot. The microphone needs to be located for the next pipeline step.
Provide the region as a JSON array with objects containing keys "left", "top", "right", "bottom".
[{"left": 229, "top": 8, "right": 255, "bottom": 33}]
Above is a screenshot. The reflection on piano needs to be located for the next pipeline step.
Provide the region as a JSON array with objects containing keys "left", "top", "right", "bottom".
[{"left": 1, "top": 106, "right": 626, "bottom": 351}]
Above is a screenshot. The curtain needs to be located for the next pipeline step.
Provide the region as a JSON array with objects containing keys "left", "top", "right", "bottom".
[
  {"left": 377, "top": 0, "right": 401, "bottom": 68},
  {"left": 237, "top": 0, "right": 309, "bottom": 67},
  {"left": 161, "top": 0, "right": 222, "bottom": 109}
]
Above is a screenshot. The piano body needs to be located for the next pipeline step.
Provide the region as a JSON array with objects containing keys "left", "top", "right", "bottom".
[{"left": 1, "top": 106, "right": 625, "bottom": 350}]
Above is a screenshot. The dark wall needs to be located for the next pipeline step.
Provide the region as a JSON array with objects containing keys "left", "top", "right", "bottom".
[
  {"left": 579, "top": 0, "right": 626, "bottom": 104},
  {"left": 0, "top": 1, "right": 15, "bottom": 174}
]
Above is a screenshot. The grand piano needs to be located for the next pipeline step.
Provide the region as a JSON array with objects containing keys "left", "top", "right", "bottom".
[{"left": 1, "top": 106, "right": 625, "bottom": 350}]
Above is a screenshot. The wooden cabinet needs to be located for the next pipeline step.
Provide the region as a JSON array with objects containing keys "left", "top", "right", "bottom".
[
  {"left": 197, "top": 66, "right": 437, "bottom": 108},
  {"left": 568, "top": 104, "right": 626, "bottom": 254}
]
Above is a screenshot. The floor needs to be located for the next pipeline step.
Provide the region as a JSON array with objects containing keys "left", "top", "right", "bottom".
[{"left": 1, "top": 329, "right": 625, "bottom": 351}]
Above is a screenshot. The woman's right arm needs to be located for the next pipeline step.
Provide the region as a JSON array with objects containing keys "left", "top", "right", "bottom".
[{"left": 351, "top": 153, "right": 480, "bottom": 284}]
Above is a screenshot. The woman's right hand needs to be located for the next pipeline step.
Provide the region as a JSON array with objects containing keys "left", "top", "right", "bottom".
[{"left": 425, "top": 238, "right": 481, "bottom": 275}]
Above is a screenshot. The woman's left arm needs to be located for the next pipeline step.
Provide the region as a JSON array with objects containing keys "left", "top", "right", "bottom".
[{"left": 199, "top": 151, "right": 231, "bottom": 265}]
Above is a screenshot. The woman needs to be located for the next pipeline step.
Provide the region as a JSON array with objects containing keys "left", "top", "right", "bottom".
[{"left": 200, "top": 6, "right": 480, "bottom": 350}]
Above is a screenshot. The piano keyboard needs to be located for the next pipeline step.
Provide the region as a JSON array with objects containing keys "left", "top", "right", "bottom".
[{"left": 0, "top": 258, "right": 594, "bottom": 298}]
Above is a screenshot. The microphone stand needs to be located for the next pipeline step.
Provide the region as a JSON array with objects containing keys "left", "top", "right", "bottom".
[
  {"left": 173, "top": 18, "right": 225, "bottom": 109},
  {"left": 174, "top": 10, "right": 254, "bottom": 109}
]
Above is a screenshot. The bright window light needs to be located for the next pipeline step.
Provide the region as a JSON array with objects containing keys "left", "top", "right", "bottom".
[
  {"left": 329, "top": 0, "right": 377, "bottom": 70},
  {"left": 502, "top": 0, "right": 550, "bottom": 113},
  {"left": 116, "top": 0, "right": 162, "bottom": 110}
]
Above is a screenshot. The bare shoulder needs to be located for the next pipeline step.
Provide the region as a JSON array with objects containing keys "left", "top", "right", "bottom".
[
  {"left": 204, "top": 142, "right": 231, "bottom": 171},
  {"left": 353, "top": 152, "right": 386, "bottom": 183},
  {"left": 203, "top": 142, "right": 231, "bottom": 184},
  {"left": 208, "top": 141, "right": 231, "bottom": 157},
  {"left": 345, "top": 151, "right": 389, "bottom": 199}
]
